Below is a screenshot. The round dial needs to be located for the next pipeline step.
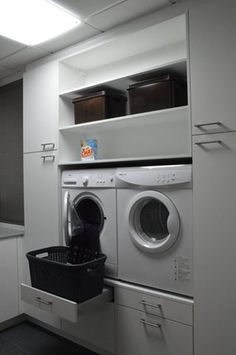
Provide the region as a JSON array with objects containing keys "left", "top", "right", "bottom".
[{"left": 82, "top": 176, "right": 89, "bottom": 186}]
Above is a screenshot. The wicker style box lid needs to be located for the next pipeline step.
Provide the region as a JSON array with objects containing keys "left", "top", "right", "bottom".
[{"left": 72, "top": 89, "right": 126, "bottom": 104}]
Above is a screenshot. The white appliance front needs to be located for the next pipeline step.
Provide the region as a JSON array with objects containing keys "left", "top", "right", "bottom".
[
  {"left": 61, "top": 169, "right": 117, "bottom": 278},
  {"left": 116, "top": 165, "right": 193, "bottom": 296}
]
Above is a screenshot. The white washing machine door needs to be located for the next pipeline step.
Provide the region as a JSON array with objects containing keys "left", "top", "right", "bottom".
[{"left": 128, "top": 191, "right": 180, "bottom": 253}]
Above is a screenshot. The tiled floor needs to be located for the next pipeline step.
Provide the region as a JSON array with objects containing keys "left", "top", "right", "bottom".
[{"left": 0, "top": 321, "right": 98, "bottom": 355}]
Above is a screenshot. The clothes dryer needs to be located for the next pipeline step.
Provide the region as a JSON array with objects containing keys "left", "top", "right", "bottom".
[
  {"left": 61, "top": 168, "right": 117, "bottom": 278},
  {"left": 116, "top": 165, "right": 193, "bottom": 296}
]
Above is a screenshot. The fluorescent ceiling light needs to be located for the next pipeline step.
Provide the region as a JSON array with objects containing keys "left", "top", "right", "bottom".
[{"left": 0, "top": 0, "right": 81, "bottom": 46}]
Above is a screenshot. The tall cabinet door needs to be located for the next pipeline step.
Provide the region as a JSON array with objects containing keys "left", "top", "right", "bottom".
[
  {"left": 22, "top": 151, "right": 60, "bottom": 327},
  {"left": 193, "top": 132, "right": 236, "bottom": 355},
  {"left": 0, "top": 237, "right": 20, "bottom": 322},
  {"left": 189, "top": 0, "right": 236, "bottom": 134},
  {"left": 23, "top": 61, "right": 59, "bottom": 153}
]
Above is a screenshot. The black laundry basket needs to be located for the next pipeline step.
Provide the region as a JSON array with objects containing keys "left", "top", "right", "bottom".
[{"left": 26, "top": 246, "right": 107, "bottom": 303}]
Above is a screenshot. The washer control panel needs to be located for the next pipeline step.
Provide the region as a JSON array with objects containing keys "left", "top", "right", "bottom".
[{"left": 62, "top": 169, "right": 116, "bottom": 188}]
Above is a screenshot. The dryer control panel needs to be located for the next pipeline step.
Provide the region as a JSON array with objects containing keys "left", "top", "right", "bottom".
[
  {"left": 62, "top": 169, "right": 116, "bottom": 188},
  {"left": 115, "top": 165, "right": 192, "bottom": 188}
]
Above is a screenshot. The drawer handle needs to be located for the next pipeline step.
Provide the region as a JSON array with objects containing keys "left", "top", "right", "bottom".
[
  {"left": 41, "top": 142, "right": 55, "bottom": 151},
  {"left": 140, "top": 318, "right": 161, "bottom": 329},
  {"left": 195, "top": 140, "right": 222, "bottom": 146},
  {"left": 41, "top": 155, "right": 55, "bottom": 162},
  {"left": 194, "top": 122, "right": 222, "bottom": 128},
  {"left": 35, "top": 297, "right": 52, "bottom": 306},
  {"left": 140, "top": 300, "right": 162, "bottom": 309}
]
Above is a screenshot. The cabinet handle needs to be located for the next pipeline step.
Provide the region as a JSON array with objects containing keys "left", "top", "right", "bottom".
[
  {"left": 41, "top": 155, "right": 55, "bottom": 162},
  {"left": 35, "top": 297, "right": 52, "bottom": 306},
  {"left": 194, "top": 122, "right": 222, "bottom": 128},
  {"left": 140, "top": 318, "right": 161, "bottom": 329},
  {"left": 195, "top": 140, "right": 222, "bottom": 146},
  {"left": 140, "top": 300, "right": 162, "bottom": 309},
  {"left": 41, "top": 142, "right": 55, "bottom": 151}
]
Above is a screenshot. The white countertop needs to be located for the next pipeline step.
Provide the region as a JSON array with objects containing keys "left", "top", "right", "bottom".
[{"left": 0, "top": 222, "right": 24, "bottom": 239}]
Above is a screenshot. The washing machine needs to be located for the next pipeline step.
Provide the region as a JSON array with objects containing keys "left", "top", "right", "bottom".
[
  {"left": 116, "top": 164, "right": 193, "bottom": 296},
  {"left": 61, "top": 168, "right": 117, "bottom": 278}
]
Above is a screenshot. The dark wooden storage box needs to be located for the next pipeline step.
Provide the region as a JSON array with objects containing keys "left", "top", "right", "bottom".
[
  {"left": 127, "top": 74, "right": 187, "bottom": 114},
  {"left": 72, "top": 89, "right": 127, "bottom": 124}
]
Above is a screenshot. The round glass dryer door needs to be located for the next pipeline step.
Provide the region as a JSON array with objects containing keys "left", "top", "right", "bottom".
[
  {"left": 73, "top": 193, "right": 105, "bottom": 232},
  {"left": 128, "top": 191, "right": 180, "bottom": 253}
]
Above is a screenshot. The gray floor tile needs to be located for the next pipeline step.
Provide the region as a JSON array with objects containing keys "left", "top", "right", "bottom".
[
  {"left": 1, "top": 322, "right": 44, "bottom": 344},
  {"left": 0, "top": 322, "right": 97, "bottom": 355},
  {"left": 0, "top": 344, "right": 31, "bottom": 355}
]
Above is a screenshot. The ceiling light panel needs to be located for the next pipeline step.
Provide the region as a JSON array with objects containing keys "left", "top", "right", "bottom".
[{"left": 0, "top": 0, "right": 81, "bottom": 46}]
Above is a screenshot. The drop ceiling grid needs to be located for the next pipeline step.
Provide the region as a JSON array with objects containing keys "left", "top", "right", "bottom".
[{"left": 0, "top": 0, "right": 178, "bottom": 82}]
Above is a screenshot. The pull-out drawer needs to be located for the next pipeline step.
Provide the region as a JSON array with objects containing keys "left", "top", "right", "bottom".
[
  {"left": 115, "top": 283, "right": 193, "bottom": 326},
  {"left": 117, "top": 305, "right": 193, "bottom": 355},
  {"left": 21, "top": 283, "right": 113, "bottom": 323}
]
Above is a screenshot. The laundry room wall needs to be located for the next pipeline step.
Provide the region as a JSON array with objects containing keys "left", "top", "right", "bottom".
[{"left": 0, "top": 79, "right": 24, "bottom": 225}]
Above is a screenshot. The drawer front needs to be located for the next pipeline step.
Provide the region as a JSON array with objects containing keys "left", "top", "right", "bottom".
[
  {"left": 21, "top": 283, "right": 113, "bottom": 323},
  {"left": 117, "top": 305, "right": 193, "bottom": 355},
  {"left": 115, "top": 286, "right": 193, "bottom": 325}
]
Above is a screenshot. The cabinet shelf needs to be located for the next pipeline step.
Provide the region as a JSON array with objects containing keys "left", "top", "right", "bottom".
[
  {"left": 58, "top": 14, "right": 190, "bottom": 165},
  {"left": 58, "top": 106, "right": 191, "bottom": 164},
  {"left": 59, "top": 60, "right": 187, "bottom": 100},
  {"left": 59, "top": 14, "right": 186, "bottom": 95},
  {"left": 58, "top": 154, "right": 191, "bottom": 167},
  {"left": 59, "top": 106, "right": 188, "bottom": 133}
]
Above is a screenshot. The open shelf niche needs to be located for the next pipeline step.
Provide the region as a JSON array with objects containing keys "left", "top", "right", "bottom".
[{"left": 58, "top": 14, "right": 191, "bottom": 164}]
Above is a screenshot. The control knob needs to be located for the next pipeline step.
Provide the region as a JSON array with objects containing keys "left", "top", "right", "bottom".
[{"left": 82, "top": 176, "right": 89, "bottom": 186}]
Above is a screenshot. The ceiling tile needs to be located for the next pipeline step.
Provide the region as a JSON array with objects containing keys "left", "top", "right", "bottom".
[
  {"left": 0, "top": 36, "right": 26, "bottom": 60},
  {"left": 53, "top": 0, "right": 127, "bottom": 19},
  {"left": 0, "top": 47, "right": 50, "bottom": 70},
  {"left": 86, "top": 0, "right": 171, "bottom": 30},
  {"left": 37, "top": 22, "right": 101, "bottom": 53},
  {"left": 0, "top": 0, "right": 177, "bottom": 75}
]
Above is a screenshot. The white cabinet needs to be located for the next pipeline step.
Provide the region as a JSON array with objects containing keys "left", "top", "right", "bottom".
[
  {"left": 190, "top": 1, "right": 236, "bottom": 353},
  {"left": 23, "top": 61, "right": 59, "bottom": 153},
  {"left": 189, "top": 0, "right": 236, "bottom": 134},
  {"left": 0, "top": 237, "right": 20, "bottom": 322},
  {"left": 193, "top": 132, "right": 236, "bottom": 355},
  {"left": 115, "top": 286, "right": 193, "bottom": 326},
  {"left": 23, "top": 151, "right": 59, "bottom": 251},
  {"left": 22, "top": 151, "right": 60, "bottom": 327},
  {"left": 116, "top": 284, "right": 193, "bottom": 355},
  {"left": 117, "top": 306, "right": 192, "bottom": 355}
]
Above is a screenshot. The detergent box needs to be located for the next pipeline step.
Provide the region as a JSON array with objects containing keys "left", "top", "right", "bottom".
[{"left": 80, "top": 139, "right": 98, "bottom": 160}]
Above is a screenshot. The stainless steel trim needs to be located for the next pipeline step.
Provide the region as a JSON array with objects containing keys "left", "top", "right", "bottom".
[
  {"left": 104, "top": 279, "right": 194, "bottom": 305},
  {"left": 195, "top": 140, "right": 222, "bottom": 146},
  {"left": 35, "top": 297, "right": 52, "bottom": 306},
  {"left": 194, "top": 122, "right": 222, "bottom": 128},
  {"left": 140, "top": 300, "right": 162, "bottom": 309},
  {"left": 139, "top": 318, "right": 161, "bottom": 329},
  {"left": 41, "top": 142, "right": 55, "bottom": 151}
]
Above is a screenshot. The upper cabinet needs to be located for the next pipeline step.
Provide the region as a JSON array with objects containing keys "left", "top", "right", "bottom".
[
  {"left": 23, "top": 61, "right": 59, "bottom": 153},
  {"left": 189, "top": 0, "right": 236, "bottom": 135},
  {"left": 58, "top": 14, "right": 191, "bottom": 165}
]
